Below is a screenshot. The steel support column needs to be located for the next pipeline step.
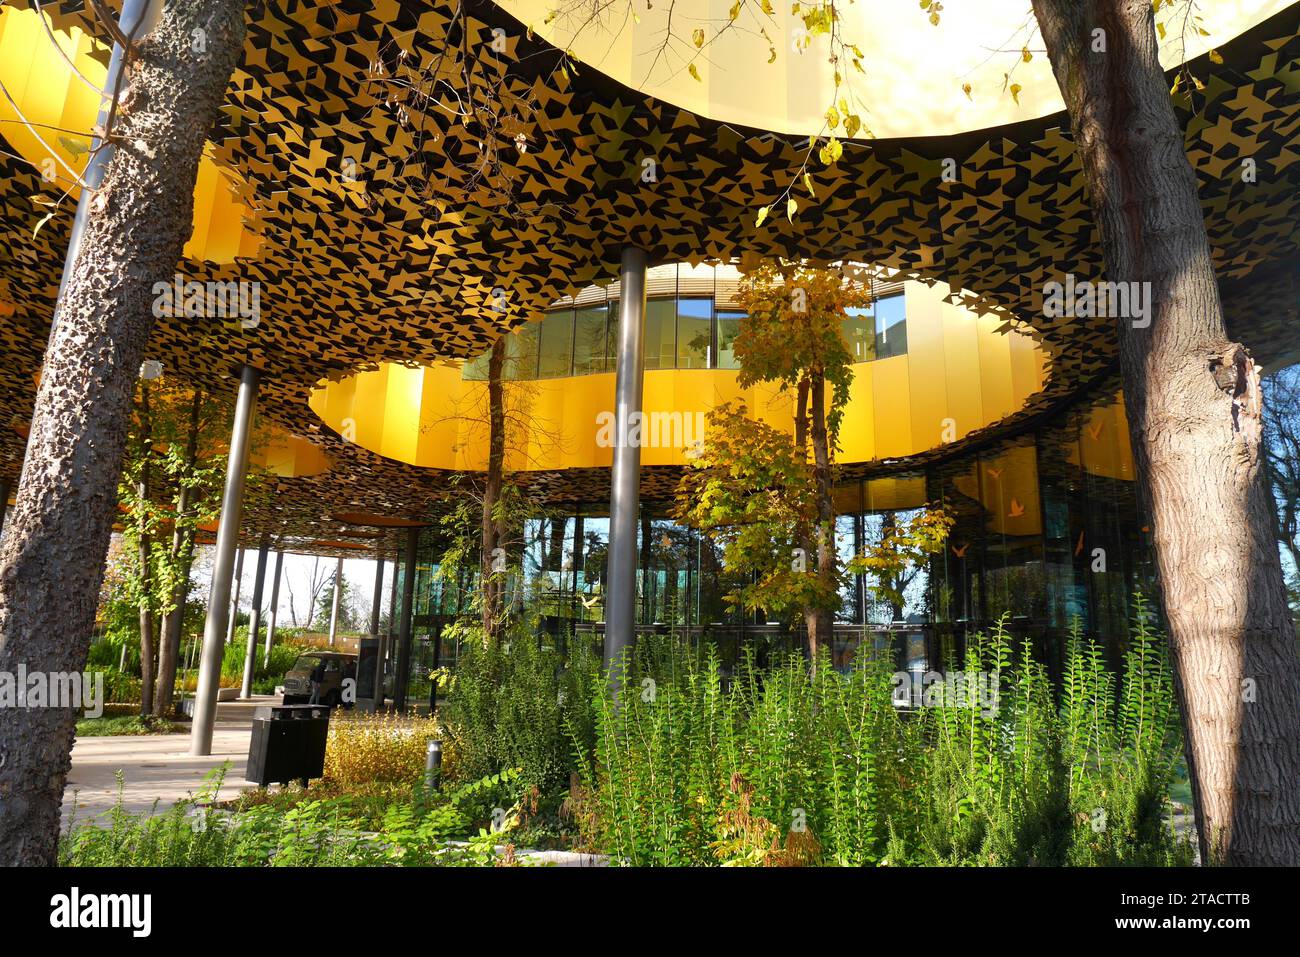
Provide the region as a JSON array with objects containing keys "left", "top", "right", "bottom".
[
  {"left": 604, "top": 246, "right": 648, "bottom": 679},
  {"left": 369, "top": 556, "right": 385, "bottom": 636},
  {"left": 240, "top": 535, "right": 271, "bottom": 699},
  {"left": 225, "top": 546, "right": 245, "bottom": 645},
  {"left": 263, "top": 548, "right": 284, "bottom": 668},
  {"left": 190, "top": 365, "right": 261, "bottom": 755},
  {"left": 394, "top": 527, "right": 419, "bottom": 710},
  {"left": 327, "top": 556, "right": 343, "bottom": 646}
]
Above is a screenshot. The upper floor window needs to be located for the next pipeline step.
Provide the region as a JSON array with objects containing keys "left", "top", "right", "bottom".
[{"left": 464, "top": 273, "right": 907, "bottom": 381}]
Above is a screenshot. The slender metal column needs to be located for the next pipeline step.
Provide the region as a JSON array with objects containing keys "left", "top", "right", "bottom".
[
  {"left": 190, "top": 365, "right": 261, "bottom": 756},
  {"left": 394, "top": 527, "right": 419, "bottom": 710},
  {"left": 604, "top": 246, "right": 648, "bottom": 678},
  {"left": 240, "top": 535, "right": 271, "bottom": 698},
  {"left": 263, "top": 548, "right": 284, "bottom": 668},
  {"left": 369, "top": 556, "right": 385, "bottom": 635},
  {"left": 47, "top": 0, "right": 162, "bottom": 349},
  {"left": 225, "top": 546, "right": 245, "bottom": 644},
  {"left": 327, "top": 556, "right": 343, "bottom": 645}
]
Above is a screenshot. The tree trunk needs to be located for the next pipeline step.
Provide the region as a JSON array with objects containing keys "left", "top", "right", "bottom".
[
  {"left": 481, "top": 336, "right": 508, "bottom": 643},
  {"left": 1032, "top": 0, "right": 1300, "bottom": 865},
  {"left": 155, "top": 389, "right": 203, "bottom": 717},
  {"left": 0, "top": 0, "right": 247, "bottom": 866},
  {"left": 136, "top": 382, "right": 156, "bottom": 717},
  {"left": 807, "top": 374, "right": 836, "bottom": 665}
]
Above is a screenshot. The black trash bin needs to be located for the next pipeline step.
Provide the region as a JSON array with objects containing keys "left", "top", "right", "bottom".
[{"left": 246, "top": 704, "right": 331, "bottom": 787}]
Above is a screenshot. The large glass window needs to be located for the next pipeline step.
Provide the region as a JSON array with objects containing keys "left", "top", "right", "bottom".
[
  {"left": 644, "top": 298, "right": 677, "bottom": 370},
  {"left": 472, "top": 278, "right": 910, "bottom": 380},
  {"left": 716, "top": 309, "right": 744, "bottom": 369},
  {"left": 676, "top": 297, "right": 713, "bottom": 369},
  {"left": 573, "top": 301, "right": 609, "bottom": 375},
  {"left": 537, "top": 309, "right": 575, "bottom": 378},
  {"left": 875, "top": 293, "right": 907, "bottom": 359},
  {"left": 842, "top": 306, "right": 876, "bottom": 362},
  {"left": 505, "top": 324, "right": 539, "bottom": 380}
]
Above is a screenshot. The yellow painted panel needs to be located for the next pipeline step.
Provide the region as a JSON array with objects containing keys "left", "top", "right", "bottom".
[
  {"left": 870, "top": 355, "right": 912, "bottom": 459},
  {"left": 975, "top": 313, "right": 1015, "bottom": 426},
  {"left": 307, "top": 280, "right": 1056, "bottom": 472},
  {"left": 840, "top": 360, "right": 875, "bottom": 464},
  {"left": 940, "top": 305, "right": 984, "bottom": 441},
  {"left": 904, "top": 282, "right": 951, "bottom": 451}
]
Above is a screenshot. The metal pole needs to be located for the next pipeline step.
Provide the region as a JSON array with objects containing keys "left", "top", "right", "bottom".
[
  {"left": 327, "top": 556, "right": 343, "bottom": 646},
  {"left": 263, "top": 549, "right": 284, "bottom": 668},
  {"left": 46, "top": 0, "right": 162, "bottom": 349},
  {"left": 225, "top": 546, "right": 245, "bottom": 644},
  {"left": 604, "top": 246, "right": 648, "bottom": 679},
  {"left": 369, "top": 556, "right": 385, "bottom": 636},
  {"left": 190, "top": 365, "right": 261, "bottom": 756},
  {"left": 240, "top": 535, "right": 271, "bottom": 698},
  {"left": 394, "top": 527, "right": 418, "bottom": 711}
]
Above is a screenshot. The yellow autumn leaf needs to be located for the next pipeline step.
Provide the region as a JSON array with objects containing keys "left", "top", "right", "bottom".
[
  {"left": 825, "top": 106, "right": 839, "bottom": 129},
  {"left": 961, "top": 82, "right": 972, "bottom": 100},
  {"left": 803, "top": 172, "right": 816, "bottom": 197},
  {"left": 692, "top": 28, "right": 705, "bottom": 49},
  {"left": 1208, "top": 48, "right": 1223, "bottom": 64},
  {"left": 1021, "top": 47, "right": 1032, "bottom": 63},
  {"left": 787, "top": 197, "right": 797, "bottom": 221},
  {"left": 844, "top": 114, "right": 861, "bottom": 138},
  {"left": 756, "top": 205, "right": 770, "bottom": 227},
  {"left": 761, "top": 0, "right": 775, "bottom": 14},
  {"left": 688, "top": 62, "right": 702, "bottom": 82},
  {"left": 1009, "top": 83, "right": 1022, "bottom": 105},
  {"left": 768, "top": 46, "right": 777, "bottom": 64},
  {"left": 729, "top": 0, "right": 741, "bottom": 20}
]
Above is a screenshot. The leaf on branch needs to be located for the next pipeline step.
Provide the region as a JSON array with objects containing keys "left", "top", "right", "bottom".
[
  {"left": 786, "top": 197, "right": 797, "bottom": 221},
  {"left": 755, "top": 205, "right": 770, "bottom": 227},
  {"left": 693, "top": 28, "right": 705, "bottom": 49},
  {"left": 688, "top": 62, "right": 702, "bottom": 82}
]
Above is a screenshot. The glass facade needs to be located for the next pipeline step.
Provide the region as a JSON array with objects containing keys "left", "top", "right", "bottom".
[
  {"left": 386, "top": 379, "right": 1151, "bottom": 695},
  {"left": 464, "top": 263, "right": 908, "bottom": 381}
]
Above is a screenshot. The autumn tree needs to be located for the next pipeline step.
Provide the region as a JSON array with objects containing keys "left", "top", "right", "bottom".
[
  {"left": 113, "top": 378, "right": 231, "bottom": 717},
  {"left": 677, "top": 262, "right": 868, "bottom": 661},
  {"left": 0, "top": 0, "right": 248, "bottom": 865},
  {"left": 1029, "top": 0, "right": 1300, "bottom": 864}
]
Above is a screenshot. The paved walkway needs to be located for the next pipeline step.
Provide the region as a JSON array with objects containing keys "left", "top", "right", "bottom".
[{"left": 61, "top": 696, "right": 271, "bottom": 828}]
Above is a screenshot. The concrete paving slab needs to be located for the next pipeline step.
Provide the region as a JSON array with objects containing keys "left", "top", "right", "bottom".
[{"left": 61, "top": 696, "right": 275, "bottom": 827}]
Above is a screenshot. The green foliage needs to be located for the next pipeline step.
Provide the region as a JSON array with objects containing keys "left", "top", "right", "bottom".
[
  {"left": 75, "top": 715, "right": 186, "bottom": 737},
  {"left": 59, "top": 767, "right": 529, "bottom": 867},
  {"left": 579, "top": 608, "right": 1191, "bottom": 866},
  {"left": 675, "top": 402, "right": 835, "bottom": 624},
  {"left": 440, "top": 627, "right": 599, "bottom": 793}
]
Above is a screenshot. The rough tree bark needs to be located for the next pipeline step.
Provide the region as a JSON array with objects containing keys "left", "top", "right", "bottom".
[
  {"left": 481, "top": 335, "right": 508, "bottom": 643},
  {"left": 0, "top": 0, "right": 247, "bottom": 865},
  {"left": 155, "top": 388, "right": 203, "bottom": 717},
  {"left": 1032, "top": 0, "right": 1300, "bottom": 864},
  {"left": 136, "top": 381, "right": 156, "bottom": 717}
]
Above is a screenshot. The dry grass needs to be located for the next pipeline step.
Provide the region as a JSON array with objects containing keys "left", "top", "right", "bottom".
[{"left": 323, "top": 711, "right": 453, "bottom": 786}]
